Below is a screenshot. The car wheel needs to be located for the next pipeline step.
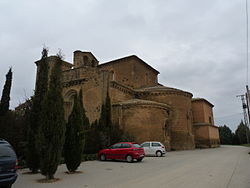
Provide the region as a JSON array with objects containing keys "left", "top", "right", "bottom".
[
  {"left": 156, "top": 151, "right": 162, "bottom": 157},
  {"left": 100, "top": 154, "right": 106, "bottom": 161},
  {"left": 137, "top": 158, "right": 143, "bottom": 162},
  {"left": 2, "top": 185, "right": 12, "bottom": 188},
  {"left": 126, "top": 155, "right": 133, "bottom": 163}
]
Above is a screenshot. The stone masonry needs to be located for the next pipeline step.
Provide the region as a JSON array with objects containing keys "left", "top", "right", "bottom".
[{"left": 35, "top": 50, "right": 220, "bottom": 150}]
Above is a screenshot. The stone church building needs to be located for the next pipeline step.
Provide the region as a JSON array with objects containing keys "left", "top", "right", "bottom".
[{"left": 35, "top": 50, "right": 220, "bottom": 150}]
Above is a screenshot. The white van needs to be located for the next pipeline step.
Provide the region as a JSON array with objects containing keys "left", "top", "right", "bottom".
[{"left": 141, "top": 141, "right": 166, "bottom": 157}]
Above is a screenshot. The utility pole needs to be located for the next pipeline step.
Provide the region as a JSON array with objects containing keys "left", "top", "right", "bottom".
[
  {"left": 246, "top": 85, "right": 250, "bottom": 121},
  {"left": 246, "top": 85, "right": 250, "bottom": 144},
  {"left": 237, "top": 94, "right": 249, "bottom": 144}
]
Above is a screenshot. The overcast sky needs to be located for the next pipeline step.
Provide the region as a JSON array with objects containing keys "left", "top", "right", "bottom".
[{"left": 0, "top": 0, "right": 248, "bottom": 131}]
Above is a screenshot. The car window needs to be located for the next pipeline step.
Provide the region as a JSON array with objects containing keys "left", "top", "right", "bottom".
[
  {"left": 121, "top": 143, "right": 131, "bottom": 148},
  {"left": 141, "top": 143, "right": 150, "bottom": 147},
  {"left": 0, "top": 145, "right": 16, "bottom": 158},
  {"left": 152, "top": 143, "right": 161, "bottom": 147},
  {"left": 110, "top": 143, "right": 122, "bottom": 149},
  {"left": 133, "top": 144, "right": 142, "bottom": 148}
]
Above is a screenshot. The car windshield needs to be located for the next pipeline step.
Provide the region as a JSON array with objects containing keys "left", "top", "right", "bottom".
[
  {"left": 0, "top": 145, "right": 16, "bottom": 158},
  {"left": 133, "top": 144, "right": 142, "bottom": 148},
  {"left": 110, "top": 143, "right": 122, "bottom": 149}
]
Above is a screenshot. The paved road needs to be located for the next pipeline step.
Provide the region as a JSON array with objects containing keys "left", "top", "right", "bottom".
[{"left": 13, "top": 145, "right": 250, "bottom": 188}]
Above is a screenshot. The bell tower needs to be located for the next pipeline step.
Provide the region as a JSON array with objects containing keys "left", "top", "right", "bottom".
[{"left": 73, "top": 50, "right": 99, "bottom": 68}]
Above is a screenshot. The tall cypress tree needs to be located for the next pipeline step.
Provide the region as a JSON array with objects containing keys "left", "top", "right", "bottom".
[
  {"left": 99, "top": 91, "right": 112, "bottom": 129},
  {"left": 0, "top": 68, "right": 12, "bottom": 116},
  {"left": 105, "top": 92, "right": 112, "bottom": 146},
  {"left": 26, "top": 48, "right": 48, "bottom": 173},
  {"left": 105, "top": 91, "right": 112, "bottom": 129},
  {"left": 64, "top": 94, "right": 84, "bottom": 172},
  {"left": 79, "top": 89, "right": 90, "bottom": 128},
  {"left": 98, "top": 91, "right": 112, "bottom": 148},
  {"left": 98, "top": 103, "right": 106, "bottom": 131},
  {"left": 38, "top": 56, "right": 65, "bottom": 180}
]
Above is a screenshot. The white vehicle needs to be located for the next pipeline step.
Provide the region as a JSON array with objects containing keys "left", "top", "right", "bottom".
[{"left": 141, "top": 141, "right": 166, "bottom": 157}]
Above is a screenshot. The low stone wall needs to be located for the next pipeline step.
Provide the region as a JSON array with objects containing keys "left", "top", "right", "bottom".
[
  {"left": 194, "top": 124, "right": 220, "bottom": 148},
  {"left": 170, "top": 131, "right": 195, "bottom": 150},
  {"left": 195, "top": 139, "right": 220, "bottom": 148}
]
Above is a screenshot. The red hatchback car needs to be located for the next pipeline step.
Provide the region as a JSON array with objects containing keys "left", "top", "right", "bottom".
[{"left": 98, "top": 142, "right": 145, "bottom": 162}]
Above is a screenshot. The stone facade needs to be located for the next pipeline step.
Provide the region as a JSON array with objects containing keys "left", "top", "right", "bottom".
[
  {"left": 192, "top": 98, "right": 220, "bottom": 148},
  {"left": 34, "top": 50, "right": 220, "bottom": 150}
]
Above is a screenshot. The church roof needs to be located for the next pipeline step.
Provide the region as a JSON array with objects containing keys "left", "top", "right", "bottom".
[
  {"left": 98, "top": 55, "right": 159, "bottom": 74},
  {"left": 192, "top": 98, "right": 214, "bottom": 107}
]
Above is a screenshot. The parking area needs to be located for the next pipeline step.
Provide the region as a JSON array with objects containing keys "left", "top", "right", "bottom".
[{"left": 13, "top": 145, "right": 250, "bottom": 188}]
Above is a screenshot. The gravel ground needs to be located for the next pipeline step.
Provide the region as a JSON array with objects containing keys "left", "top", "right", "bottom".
[{"left": 13, "top": 145, "right": 250, "bottom": 188}]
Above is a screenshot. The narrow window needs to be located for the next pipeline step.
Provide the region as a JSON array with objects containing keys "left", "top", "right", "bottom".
[{"left": 209, "top": 116, "right": 212, "bottom": 124}]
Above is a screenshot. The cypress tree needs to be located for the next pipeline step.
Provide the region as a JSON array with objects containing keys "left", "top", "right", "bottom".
[
  {"left": 79, "top": 89, "right": 89, "bottom": 153},
  {"left": 38, "top": 56, "right": 65, "bottom": 180},
  {"left": 98, "top": 92, "right": 112, "bottom": 130},
  {"left": 64, "top": 94, "right": 84, "bottom": 172},
  {"left": 235, "top": 121, "right": 250, "bottom": 144},
  {"left": 26, "top": 48, "right": 48, "bottom": 173},
  {"left": 105, "top": 92, "right": 112, "bottom": 145},
  {"left": 0, "top": 68, "right": 12, "bottom": 116},
  {"left": 218, "top": 125, "right": 233, "bottom": 145},
  {"left": 79, "top": 89, "right": 90, "bottom": 128},
  {"left": 105, "top": 91, "right": 112, "bottom": 129},
  {"left": 84, "top": 120, "right": 100, "bottom": 154},
  {"left": 98, "top": 103, "right": 106, "bottom": 130},
  {"left": 98, "top": 91, "right": 112, "bottom": 148}
]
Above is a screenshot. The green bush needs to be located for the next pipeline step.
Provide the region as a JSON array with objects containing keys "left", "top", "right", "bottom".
[{"left": 18, "top": 159, "right": 27, "bottom": 169}]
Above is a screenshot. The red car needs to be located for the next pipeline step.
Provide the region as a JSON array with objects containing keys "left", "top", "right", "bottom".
[{"left": 98, "top": 142, "right": 145, "bottom": 162}]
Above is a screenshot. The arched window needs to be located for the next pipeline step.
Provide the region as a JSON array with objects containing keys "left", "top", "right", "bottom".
[{"left": 64, "top": 89, "right": 77, "bottom": 120}]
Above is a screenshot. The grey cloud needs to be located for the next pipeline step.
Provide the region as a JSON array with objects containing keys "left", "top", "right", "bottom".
[{"left": 0, "top": 0, "right": 247, "bottom": 131}]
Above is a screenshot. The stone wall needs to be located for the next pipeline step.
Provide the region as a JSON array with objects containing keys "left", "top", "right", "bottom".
[
  {"left": 35, "top": 56, "right": 73, "bottom": 91},
  {"left": 109, "top": 81, "right": 135, "bottom": 104},
  {"left": 112, "top": 100, "right": 171, "bottom": 149},
  {"left": 203, "top": 103, "right": 214, "bottom": 125},
  {"left": 73, "top": 51, "right": 99, "bottom": 68},
  {"left": 194, "top": 124, "right": 220, "bottom": 148},
  {"left": 192, "top": 99, "right": 214, "bottom": 125},
  {"left": 192, "top": 99, "right": 219, "bottom": 148},
  {"left": 136, "top": 88, "right": 195, "bottom": 150},
  {"left": 208, "top": 125, "right": 220, "bottom": 147},
  {"left": 98, "top": 56, "right": 158, "bottom": 89},
  {"left": 62, "top": 67, "right": 110, "bottom": 123},
  {"left": 192, "top": 101, "right": 205, "bottom": 124}
]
